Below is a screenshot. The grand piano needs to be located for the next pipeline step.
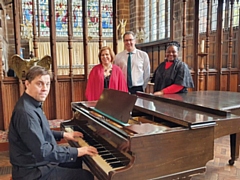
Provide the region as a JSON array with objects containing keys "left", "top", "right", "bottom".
[{"left": 61, "top": 89, "right": 240, "bottom": 180}]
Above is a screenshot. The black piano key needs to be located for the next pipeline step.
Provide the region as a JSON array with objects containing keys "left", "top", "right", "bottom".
[
  {"left": 96, "top": 148, "right": 107, "bottom": 152},
  {"left": 116, "top": 159, "right": 129, "bottom": 166},
  {"left": 101, "top": 154, "right": 116, "bottom": 159},
  {"left": 108, "top": 154, "right": 126, "bottom": 161},
  {"left": 98, "top": 150, "right": 109, "bottom": 154},
  {"left": 96, "top": 147, "right": 106, "bottom": 151},
  {"left": 105, "top": 156, "right": 130, "bottom": 166},
  {"left": 73, "top": 125, "right": 131, "bottom": 168},
  {"left": 98, "top": 152, "right": 111, "bottom": 156},
  {"left": 93, "top": 144, "right": 103, "bottom": 147},
  {"left": 87, "top": 141, "right": 99, "bottom": 146},
  {"left": 105, "top": 158, "right": 120, "bottom": 163},
  {"left": 109, "top": 160, "right": 125, "bottom": 165},
  {"left": 110, "top": 152, "right": 125, "bottom": 157},
  {"left": 110, "top": 162, "right": 125, "bottom": 168},
  {"left": 114, "top": 155, "right": 128, "bottom": 160}
]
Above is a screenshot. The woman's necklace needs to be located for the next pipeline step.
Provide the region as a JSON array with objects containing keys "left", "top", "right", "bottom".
[
  {"left": 103, "top": 64, "right": 112, "bottom": 72},
  {"left": 103, "top": 64, "right": 112, "bottom": 77}
]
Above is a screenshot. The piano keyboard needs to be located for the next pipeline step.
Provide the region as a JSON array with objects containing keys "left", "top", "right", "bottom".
[{"left": 65, "top": 126, "right": 130, "bottom": 174}]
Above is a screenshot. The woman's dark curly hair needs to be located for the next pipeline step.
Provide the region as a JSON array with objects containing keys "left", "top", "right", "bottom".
[{"left": 166, "top": 41, "right": 181, "bottom": 51}]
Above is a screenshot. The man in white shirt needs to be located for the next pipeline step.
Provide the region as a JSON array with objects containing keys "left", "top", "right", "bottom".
[{"left": 114, "top": 31, "right": 150, "bottom": 94}]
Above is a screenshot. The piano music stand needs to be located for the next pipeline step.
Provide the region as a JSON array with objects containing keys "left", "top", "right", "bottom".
[{"left": 92, "top": 89, "right": 137, "bottom": 126}]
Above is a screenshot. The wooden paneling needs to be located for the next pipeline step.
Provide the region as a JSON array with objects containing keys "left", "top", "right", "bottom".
[
  {"left": 0, "top": 83, "right": 3, "bottom": 130},
  {"left": 43, "top": 84, "right": 56, "bottom": 120},
  {"left": 58, "top": 81, "right": 72, "bottom": 119},
  {"left": 0, "top": 77, "right": 87, "bottom": 130},
  {"left": 221, "top": 75, "right": 228, "bottom": 91},
  {"left": 230, "top": 73, "right": 238, "bottom": 92},
  {"left": 73, "top": 79, "right": 87, "bottom": 102},
  {"left": 208, "top": 75, "right": 217, "bottom": 90},
  {"left": 2, "top": 83, "right": 20, "bottom": 130},
  {"left": 185, "top": 38, "right": 194, "bottom": 68}
]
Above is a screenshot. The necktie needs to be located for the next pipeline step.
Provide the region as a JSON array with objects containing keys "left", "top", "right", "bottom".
[{"left": 127, "top": 52, "right": 132, "bottom": 88}]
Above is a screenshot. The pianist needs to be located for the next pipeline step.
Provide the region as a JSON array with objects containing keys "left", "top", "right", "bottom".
[
  {"left": 8, "top": 66, "right": 98, "bottom": 180},
  {"left": 151, "top": 41, "right": 194, "bottom": 96}
]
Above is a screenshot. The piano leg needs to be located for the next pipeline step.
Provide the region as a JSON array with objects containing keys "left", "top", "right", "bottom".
[{"left": 229, "top": 133, "right": 240, "bottom": 165}]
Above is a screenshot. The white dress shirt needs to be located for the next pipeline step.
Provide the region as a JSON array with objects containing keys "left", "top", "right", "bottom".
[{"left": 114, "top": 48, "right": 150, "bottom": 90}]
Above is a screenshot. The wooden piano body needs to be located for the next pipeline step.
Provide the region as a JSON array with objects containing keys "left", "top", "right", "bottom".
[{"left": 61, "top": 90, "right": 240, "bottom": 180}]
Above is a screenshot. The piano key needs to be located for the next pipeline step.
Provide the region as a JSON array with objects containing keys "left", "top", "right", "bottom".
[
  {"left": 65, "top": 127, "right": 125, "bottom": 174},
  {"left": 83, "top": 136, "right": 129, "bottom": 167},
  {"left": 73, "top": 126, "right": 130, "bottom": 161},
  {"left": 101, "top": 154, "right": 115, "bottom": 159},
  {"left": 98, "top": 152, "right": 112, "bottom": 156},
  {"left": 95, "top": 147, "right": 106, "bottom": 151},
  {"left": 110, "top": 162, "right": 126, "bottom": 168},
  {"left": 80, "top": 130, "right": 127, "bottom": 159},
  {"left": 106, "top": 158, "right": 121, "bottom": 163},
  {"left": 92, "top": 144, "right": 103, "bottom": 148}
]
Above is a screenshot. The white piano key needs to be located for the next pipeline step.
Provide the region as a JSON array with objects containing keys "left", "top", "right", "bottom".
[{"left": 65, "top": 127, "right": 123, "bottom": 174}]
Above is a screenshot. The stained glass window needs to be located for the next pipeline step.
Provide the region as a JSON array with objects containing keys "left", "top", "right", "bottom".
[
  {"left": 87, "top": 0, "right": 113, "bottom": 38},
  {"left": 101, "top": 1, "right": 113, "bottom": 37},
  {"left": 21, "top": 0, "right": 113, "bottom": 38},
  {"left": 55, "top": 1, "right": 68, "bottom": 36},
  {"left": 39, "top": 0, "right": 50, "bottom": 36},
  {"left": 73, "top": 1, "right": 83, "bottom": 37}
]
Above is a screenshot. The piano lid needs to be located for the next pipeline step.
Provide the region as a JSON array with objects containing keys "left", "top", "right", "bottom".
[
  {"left": 164, "top": 91, "right": 240, "bottom": 112},
  {"left": 136, "top": 91, "right": 239, "bottom": 117},
  {"left": 92, "top": 89, "right": 137, "bottom": 126}
]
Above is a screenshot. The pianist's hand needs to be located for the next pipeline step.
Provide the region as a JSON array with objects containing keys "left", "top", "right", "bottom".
[
  {"left": 63, "top": 131, "right": 83, "bottom": 142},
  {"left": 77, "top": 146, "right": 98, "bottom": 157}
]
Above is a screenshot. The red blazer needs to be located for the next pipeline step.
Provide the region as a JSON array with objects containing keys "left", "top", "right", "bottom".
[{"left": 85, "top": 64, "right": 128, "bottom": 101}]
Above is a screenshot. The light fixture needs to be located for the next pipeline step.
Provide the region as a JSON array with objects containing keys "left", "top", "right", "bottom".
[{"left": 6, "top": 14, "right": 10, "bottom": 20}]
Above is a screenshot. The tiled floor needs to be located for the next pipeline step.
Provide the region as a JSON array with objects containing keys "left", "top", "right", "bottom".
[
  {"left": 191, "top": 135, "right": 240, "bottom": 180},
  {"left": 1, "top": 136, "right": 240, "bottom": 180}
]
